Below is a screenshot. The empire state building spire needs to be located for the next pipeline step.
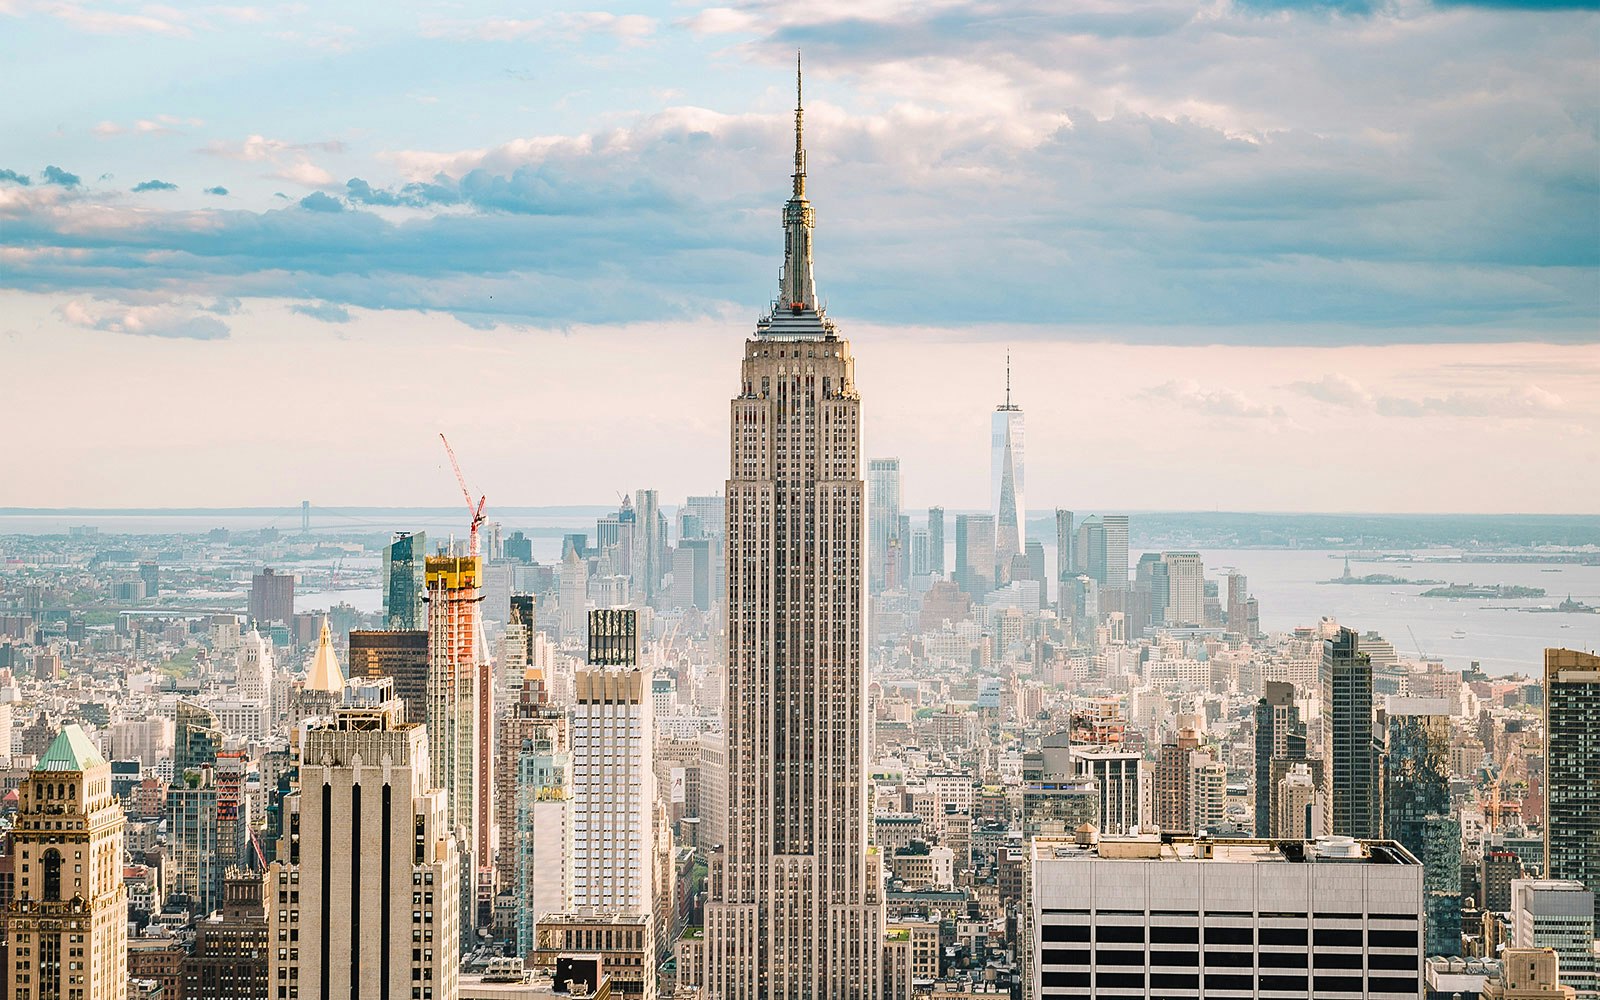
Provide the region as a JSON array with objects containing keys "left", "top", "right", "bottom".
[
  {"left": 780, "top": 52, "right": 817, "bottom": 311},
  {"left": 701, "top": 60, "right": 884, "bottom": 999}
]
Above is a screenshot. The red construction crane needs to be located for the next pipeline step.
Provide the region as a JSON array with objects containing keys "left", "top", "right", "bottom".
[{"left": 439, "top": 432, "right": 487, "bottom": 558}]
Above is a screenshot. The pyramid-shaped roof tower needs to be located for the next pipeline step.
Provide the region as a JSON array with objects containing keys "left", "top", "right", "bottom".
[{"left": 35, "top": 724, "right": 106, "bottom": 772}]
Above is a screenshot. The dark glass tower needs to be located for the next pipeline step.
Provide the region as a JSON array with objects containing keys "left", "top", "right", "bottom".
[
  {"left": 1323, "top": 626, "right": 1378, "bottom": 838},
  {"left": 381, "top": 531, "right": 426, "bottom": 630},
  {"left": 1545, "top": 648, "right": 1600, "bottom": 920},
  {"left": 1382, "top": 702, "right": 1461, "bottom": 955}
]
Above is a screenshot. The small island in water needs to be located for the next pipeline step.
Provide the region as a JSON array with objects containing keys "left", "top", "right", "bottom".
[
  {"left": 1421, "top": 583, "right": 1546, "bottom": 599},
  {"left": 1320, "top": 558, "right": 1443, "bottom": 587}
]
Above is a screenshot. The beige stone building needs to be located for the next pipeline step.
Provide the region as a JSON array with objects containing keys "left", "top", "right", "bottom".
[
  {"left": 699, "top": 63, "right": 884, "bottom": 999},
  {"left": 1485, "top": 947, "right": 1577, "bottom": 998},
  {"left": 267, "top": 679, "right": 460, "bottom": 1000},
  {"left": 6, "top": 725, "right": 128, "bottom": 1000}
]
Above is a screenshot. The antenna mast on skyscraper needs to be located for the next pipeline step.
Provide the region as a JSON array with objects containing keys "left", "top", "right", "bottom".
[{"left": 439, "top": 433, "right": 487, "bottom": 558}]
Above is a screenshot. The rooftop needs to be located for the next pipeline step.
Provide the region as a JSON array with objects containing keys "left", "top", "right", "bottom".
[
  {"left": 35, "top": 724, "right": 106, "bottom": 772},
  {"left": 1033, "top": 834, "right": 1419, "bottom": 866}
]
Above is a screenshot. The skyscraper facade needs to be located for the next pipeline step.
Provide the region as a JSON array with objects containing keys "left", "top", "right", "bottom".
[
  {"left": 1101, "top": 513, "right": 1128, "bottom": 591},
  {"left": 1382, "top": 698, "right": 1462, "bottom": 955},
  {"left": 701, "top": 65, "right": 884, "bottom": 999},
  {"left": 1545, "top": 648, "right": 1600, "bottom": 920},
  {"left": 1076, "top": 516, "right": 1105, "bottom": 588},
  {"left": 6, "top": 726, "right": 128, "bottom": 1000},
  {"left": 248, "top": 567, "right": 294, "bottom": 626},
  {"left": 867, "top": 457, "right": 902, "bottom": 593},
  {"left": 569, "top": 609, "right": 654, "bottom": 915},
  {"left": 954, "top": 513, "right": 996, "bottom": 597},
  {"left": 267, "top": 680, "right": 461, "bottom": 1000},
  {"left": 381, "top": 531, "right": 426, "bottom": 630},
  {"left": 633, "top": 489, "right": 665, "bottom": 606},
  {"left": 425, "top": 553, "right": 490, "bottom": 925},
  {"left": 991, "top": 357, "right": 1024, "bottom": 579},
  {"left": 1161, "top": 551, "right": 1205, "bottom": 626},
  {"left": 347, "top": 629, "right": 429, "bottom": 725},
  {"left": 1324, "top": 626, "right": 1379, "bottom": 839},
  {"left": 927, "top": 506, "right": 945, "bottom": 578},
  {"left": 1254, "top": 680, "right": 1306, "bottom": 837},
  {"left": 1135, "top": 552, "right": 1170, "bottom": 628},
  {"left": 1511, "top": 880, "right": 1600, "bottom": 998},
  {"left": 1226, "top": 571, "right": 1249, "bottom": 635},
  {"left": 1054, "top": 509, "right": 1073, "bottom": 603}
]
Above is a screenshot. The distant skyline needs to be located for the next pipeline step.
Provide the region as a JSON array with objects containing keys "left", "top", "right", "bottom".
[{"left": 2, "top": 0, "right": 1595, "bottom": 510}]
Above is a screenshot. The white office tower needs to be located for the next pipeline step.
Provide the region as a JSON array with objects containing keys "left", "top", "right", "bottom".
[
  {"left": 702, "top": 61, "right": 885, "bottom": 1000},
  {"left": 992, "top": 353, "right": 1025, "bottom": 578},
  {"left": 1102, "top": 514, "right": 1129, "bottom": 591},
  {"left": 1028, "top": 833, "right": 1425, "bottom": 1000},
  {"left": 567, "top": 613, "right": 655, "bottom": 914},
  {"left": 537, "top": 608, "right": 659, "bottom": 1000},
  {"left": 268, "top": 679, "right": 460, "bottom": 1000},
  {"left": 1161, "top": 551, "right": 1205, "bottom": 626},
  {"left": 1511, "top": 880, "right": 1599, "bottom": 999}
]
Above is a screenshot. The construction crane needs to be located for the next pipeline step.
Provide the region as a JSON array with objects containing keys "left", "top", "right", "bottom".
[
  {"left": 1406, "top": 625, "right": 1429, "bottom": 660},
  {"left": 439, "top": 433, "right": 487, "bottom": 558}
]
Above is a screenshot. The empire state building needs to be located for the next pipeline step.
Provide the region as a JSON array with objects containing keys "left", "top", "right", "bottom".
[{"left": 701, "top": 61, "right": 885, "bottom": 999}]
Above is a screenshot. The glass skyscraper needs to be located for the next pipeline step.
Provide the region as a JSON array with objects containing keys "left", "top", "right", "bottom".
[
  {"left": 381, "top": 530, "right": 426, "bottom": 630},
  {"left": 1382, "top": 699, "right": 1461, "bottom": 955}
]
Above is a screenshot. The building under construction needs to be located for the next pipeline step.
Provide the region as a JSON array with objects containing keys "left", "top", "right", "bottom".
[{"left": 426, "top": 552, "right": 496, "bottom": 934}]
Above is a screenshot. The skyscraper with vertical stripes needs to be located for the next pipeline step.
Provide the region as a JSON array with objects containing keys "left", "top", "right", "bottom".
[
  {"left": 701, "top": 59, "right": 884, "bottom": 999},
  {"left": 267, "top": 679, "right": 460, "bottom": 1000}
]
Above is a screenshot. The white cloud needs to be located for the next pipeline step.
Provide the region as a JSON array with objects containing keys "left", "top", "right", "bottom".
[
  {"left": 1288, "top": 373, "right": 1373, "bottom": 407},
  {"left": 420, "top": 11, "right": 656, "bottom": 44},
  {"left": 56, "top": 298, "right": 230, "bottom": 339},
  {"left": 1290, "top": 372, "right": 1568, "bottom": 419},
  {"left": 43, "top": 2, "right": 190, "bottom": 36},
  {"left": 93, "top": 114, "right": 203, "bottom": 137},
  {"left": 274, "top": 160, "right": 336, "bottom": 188},
  {"left": 1141, "top": 379, "right": 1286, "bottom": 419}
]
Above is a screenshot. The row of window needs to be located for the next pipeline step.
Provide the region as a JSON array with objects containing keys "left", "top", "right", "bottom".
[
  {"left": 1039, "top": 923, "right": 1418, "bottom": 949},
  {"left": 1040, "top": 971, "right": 1420, "bottom": 994}
]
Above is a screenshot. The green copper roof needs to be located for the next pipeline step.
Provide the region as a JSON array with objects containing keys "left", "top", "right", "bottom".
[{"left": 35, "top": 724, "right": 106, "bottom": 772}]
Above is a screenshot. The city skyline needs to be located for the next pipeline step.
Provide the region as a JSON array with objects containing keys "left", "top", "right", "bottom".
[
  {"left": 1, "top": 4, "right": 1597, "bottom": 998},
  {"left": 2, "top": 1, "right": 1596, "bottom": 512}
]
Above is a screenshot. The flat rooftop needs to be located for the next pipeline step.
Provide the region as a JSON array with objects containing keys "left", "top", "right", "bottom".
[{"left": 1033, "top": 834, "right": 1418, "bottom": 866}]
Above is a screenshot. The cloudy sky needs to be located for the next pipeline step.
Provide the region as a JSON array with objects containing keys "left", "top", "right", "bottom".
[{"left": 1, "top": 0, "right": 1596, "bottom": 513}]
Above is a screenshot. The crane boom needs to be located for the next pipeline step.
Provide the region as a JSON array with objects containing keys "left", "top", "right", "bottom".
[
  {"left": 1406, "top": 625, "right": 1428, "bottom": 660},
  {"left": 439, "top": 433, "right": 487, "bottom": 558}
]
